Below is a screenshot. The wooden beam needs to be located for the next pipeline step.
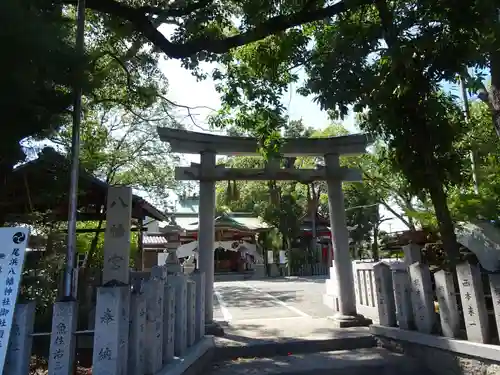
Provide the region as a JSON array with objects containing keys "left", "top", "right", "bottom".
[{"left": 175, "top": 166, "right": 362, "bottom": 182}]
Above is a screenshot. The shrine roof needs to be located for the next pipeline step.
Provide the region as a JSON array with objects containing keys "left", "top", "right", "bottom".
[
  {"left": 157, "top": 128, "right": 371, "bottom": 156},
  {"left": 1, "top": 147, "right": 168, "bottom": 222},
  {"left": 165, "top": 212, "right": 270, "bottom": 233}
]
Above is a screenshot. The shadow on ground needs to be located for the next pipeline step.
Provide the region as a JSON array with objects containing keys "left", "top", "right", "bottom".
[
  {"left": 266, "top": 276, "right": 328, "bottom": 284},
  {"left": 209, "top": 347, "right": 423, "bottom": 375},
  {"left": 215, "top": 286, "right": 303, "bottom": 309},
  {"left": 216, "top": 321, "right": 371, "bottom": 345}
]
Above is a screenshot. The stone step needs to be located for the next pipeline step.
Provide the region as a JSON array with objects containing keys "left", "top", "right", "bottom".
[
  {"left": 209, "top": 347, "right": 424, "bottom": 375},
  {"left": 213, "top": 333, "right": 376, "bottom": 361}
]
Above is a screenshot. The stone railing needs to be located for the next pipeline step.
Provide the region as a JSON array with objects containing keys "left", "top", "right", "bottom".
[
  {"left": 354, "top": 248, "right": 500, "bottom": 345},
  {"left": 352, "top": 262, "right": 378, "bottom": 320},
  {"left": 352, "top": 259, "right": 406, "bottom": 323},
  {"left": 3, "top": 266, "right": 207, "bottom": 375}
]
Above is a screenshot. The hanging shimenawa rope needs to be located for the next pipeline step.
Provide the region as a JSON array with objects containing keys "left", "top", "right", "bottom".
[
  {"left": 225, "top": 180, "right": 240, "bottom": 203},
  {"left": 225, "top": 180, "right": 232, "bottom": 204},
  {"left": 232, "top": 181, "right": 239, "bottom": 201},
  {"left": 268, "top": 180, "right": 280, "bottom": 205}
]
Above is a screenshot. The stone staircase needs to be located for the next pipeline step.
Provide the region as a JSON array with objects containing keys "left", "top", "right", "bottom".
[{"left": 208, "top": 328, "right": 425, "bottom": 375}]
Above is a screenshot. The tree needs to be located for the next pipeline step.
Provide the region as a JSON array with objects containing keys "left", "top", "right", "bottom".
[
  {"left": 51, "top": 104, "right": 181, "bottom": 200},
  {"left": 1, "top": 0, "right": 78, "bottom": 174},
  {"left": 2, "top": 0, "right": 173, "bottom": 177},
  {"left": 308, "top": 3, "right": 472, "bottom": 265},
  {"left": 8, "top": 1, "right": 500, "bottom": 168},
  {"left": 210, "top": 1, "right": 476, "bottom": 266},
  {"left": 443, "top": 100, "right": 500, "bottom": 223},
  {"left": 48, "top": 103, "right": 182, "bottom": 266},
  {"left": 60, "top": 0, "right": 373, "bottom": 59}
]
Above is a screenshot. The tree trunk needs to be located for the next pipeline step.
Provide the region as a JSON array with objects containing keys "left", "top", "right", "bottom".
[
  {"left": 83, "top": 218, "right": 104, "bottom": 268},
  {"left": 375, "top": 0, "right": 460, "bottom": 268},
  {"left": 427, "top": 180, "right": 460, "bottom": 269}
]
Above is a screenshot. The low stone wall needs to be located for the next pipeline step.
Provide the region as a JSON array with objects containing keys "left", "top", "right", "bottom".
[{"left": 371, "top": 325, "right": 500, "bottom": 375}]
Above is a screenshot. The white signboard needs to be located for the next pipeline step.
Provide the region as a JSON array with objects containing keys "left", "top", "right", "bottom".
[
  {"left": 267, "top": 251, "right": 274, "bottom": 264},
  {"left": 0, "top": 227, "right": 29, "bottom": 370},
  {"left": 279, "top": 251, "right": 287, "bottom": 264},
  {"left": 158, "top": 252, "right": 168, "bottom": 266}
]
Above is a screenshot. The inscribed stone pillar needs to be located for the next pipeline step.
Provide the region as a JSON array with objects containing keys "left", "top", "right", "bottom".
[
  {"left": 143, "top": 279, "right": 164, "bottom": 374},
  {"left": 48, "top": 301, "right": 78, "bottom": 375},
  {"left": 434, "top": 270, "right": 460, "bottom": 338},
  {"left": 402, "top": 244, "right": 422, "bottom": 267},
  {"left": 92, "top": 286, "right": 131, "bottom": 375},
  {"left": 163, "top": 284, "right": 175, "bottom": 364},
  {"left": 103, "top": 186, "right": 133, "bottom": 285},
  {"left": 198, "top": 151, "right": 216, "bottom": 322},
  {"left": 128, "top": 290, "right": 146, "bottom": 375},
  {"left": 408, "top": 262, "right": 435, "bottom": 334},
  {"left": 489, "top": 273, "right": 500, "bottom": 335},
  {"left": 190, "top": 272, "right": 205, "bottom": 341},
  {"left": 324, "top": 154, "right": 358, "bottom": 323},
  {"left": 186, "top": 280, "right": 196, "bottom": 347},
  {"left": 373, "top": 262, "right": 396, "bottom": 326},
  {"left": 456, "top": 262, "right": 489, "bottom": 343},
  {"left": 169, "top": 275, "right": 187, "bottom": 356},
  {"left": 4, "top": 302, "right": 35, "bottom": 375},
  {"left": 392, "top": 269, "right": 413, "bottom": 330}
]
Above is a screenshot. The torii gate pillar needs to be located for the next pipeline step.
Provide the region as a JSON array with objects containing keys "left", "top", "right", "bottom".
[
  {"left": 198, "top": 151, "right": 216, "bottom": 323},
  {"left": 325, "top": 154, "right": 370, "bottom": 327}
]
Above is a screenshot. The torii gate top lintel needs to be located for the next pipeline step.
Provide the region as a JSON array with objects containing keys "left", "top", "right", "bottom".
[{"left": 157, "top": 127, "right": 371, "bottom": 157}]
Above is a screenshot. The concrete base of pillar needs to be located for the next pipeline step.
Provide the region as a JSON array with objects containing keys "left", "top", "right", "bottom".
[
  {"left": 205, "top": 322, "right": 225, "bottom": 337},
  {"left": 269, "top": 264, "right": 280, "bottom": 277},
  {"left": 327, "top": 313, "right": 372, "bottom": 328},
  {"left": 253, "top": 264, "right": 266, "bottom": 279}
]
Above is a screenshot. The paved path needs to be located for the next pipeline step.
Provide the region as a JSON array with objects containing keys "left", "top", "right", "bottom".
[{"left": 213, "top": 276, "right": 334, "bottom": 323}]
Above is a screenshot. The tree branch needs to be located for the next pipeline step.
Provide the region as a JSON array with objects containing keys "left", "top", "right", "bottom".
[
  {"left": 61, "top": 0, "right": 374, "bottom": 59},
  {"left": 379, "top": 199, "right": 414, "bottom": 230}
]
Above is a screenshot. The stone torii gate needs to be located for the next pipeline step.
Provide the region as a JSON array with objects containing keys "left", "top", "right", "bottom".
[{"left": 157, "top": 128, "right": 372, "bottom": 328}]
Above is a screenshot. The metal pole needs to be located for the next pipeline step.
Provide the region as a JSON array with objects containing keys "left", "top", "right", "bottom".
[
  {"left": 64, "top": 0, "right": 86, "bottom": 298},
  {"left": 460, "top": 76, "right": 480, "bottom": 194}
]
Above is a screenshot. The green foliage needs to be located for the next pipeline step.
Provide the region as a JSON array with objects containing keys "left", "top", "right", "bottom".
[
  {"left": 216, "top": 124, "right": 383, "bottom": 252},
  {"left": 445, "top": 101, "right": 500, "bottom": 222},
  {"left": 50, "top": 104, "right": 181, "bottom": 204},
  {"left": 1, "top": 0, "right": 78, "bottom": 169},
  {"left": 2, "top": 0, "right": 171, "bottom": 174}
]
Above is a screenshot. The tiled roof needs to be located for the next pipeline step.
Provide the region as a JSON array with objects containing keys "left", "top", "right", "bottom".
[
  {"left": 143, "top": 234, "right": 168, "bottom": 246},
  {"left": 173, "top": 197, "right": 199, "bottom": 213},
  {"left": 172, "top": 214, "right": 270, "bottom": 232}
]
